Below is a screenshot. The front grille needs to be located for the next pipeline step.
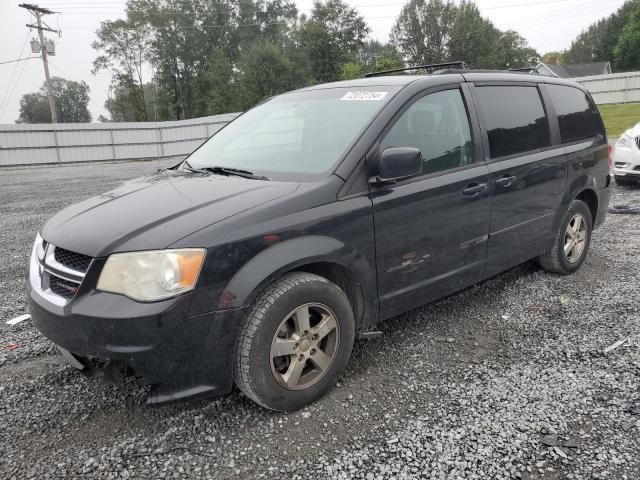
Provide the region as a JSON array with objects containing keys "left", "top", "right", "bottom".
[
  {"left": 54, "top": 247, "right": 92, "bottom": 273},
  {"left": 49, "top": 275, "right": 79, "bottom": 299},
  {"left": 615, "top": 162, "right": 626, "bottom": 168}
]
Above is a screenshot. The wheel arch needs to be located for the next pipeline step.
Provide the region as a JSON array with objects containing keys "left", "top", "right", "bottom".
[
  {"left": 219, "top": 235, "right": 378, "bottom": 331},
  {"left": 575, "top": 188, "right": 599, "bottom": 224}
]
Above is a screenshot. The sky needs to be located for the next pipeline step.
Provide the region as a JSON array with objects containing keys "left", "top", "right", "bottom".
[{"left": 0, "top": 0, "right": 628, "bottom": 124}]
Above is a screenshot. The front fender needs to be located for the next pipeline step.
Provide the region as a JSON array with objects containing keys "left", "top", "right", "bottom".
[{"left": 219, "top": 235, "right": 377, "bottom": 321}]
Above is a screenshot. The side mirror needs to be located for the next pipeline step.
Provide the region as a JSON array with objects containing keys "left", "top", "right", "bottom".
[{"left": 370, "top": 147, "right": 423, "bottom": 184}]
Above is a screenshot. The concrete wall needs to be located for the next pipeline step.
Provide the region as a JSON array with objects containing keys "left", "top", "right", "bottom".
[
  {"left": 0, "top": 113, "right": 238, "bottom": 168},
  {"left": 574, "top": 71, "right": 640, "bottom": 105}
]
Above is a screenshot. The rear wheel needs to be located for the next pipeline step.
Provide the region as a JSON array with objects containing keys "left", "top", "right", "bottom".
[
  {"left": 538, "top": 200, "right": 592, "bottom": 275},
  {"left": 233, "top": 272, "right": 355, "bottom": 411}
]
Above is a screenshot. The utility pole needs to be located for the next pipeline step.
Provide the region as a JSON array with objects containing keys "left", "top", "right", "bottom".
[{"left": 19, "top": 3, "right": 60, "bottom": 123}]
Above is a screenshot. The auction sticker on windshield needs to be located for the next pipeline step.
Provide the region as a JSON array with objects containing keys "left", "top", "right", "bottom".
[{"left": 340, "top": 91, "right": 388, "bottom": 101}]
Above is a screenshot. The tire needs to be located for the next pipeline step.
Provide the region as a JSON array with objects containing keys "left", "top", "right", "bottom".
[
  {"left": 538, "top": 199, "right": 592, "bottom": 275},
  {"left": 233, "top": 272, "right": 355, "bottom": 411},
  {"left": 615, "top": 176, "right": 633, "bottom": 187}
]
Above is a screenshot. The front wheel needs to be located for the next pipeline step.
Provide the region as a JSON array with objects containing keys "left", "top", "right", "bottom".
[
  {"left": 233, "top": 272, "right": 355, "bottom": 411},
  {"left": 615, "top": 176, "right": 638, "bottom": 187},
  {"left": 538, "top": 199, "right": 592, "bottom": 275}
]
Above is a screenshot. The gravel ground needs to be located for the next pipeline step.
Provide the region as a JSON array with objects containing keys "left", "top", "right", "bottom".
[{"left": 0, "top": 162, "right": 639, "bottom": 480}]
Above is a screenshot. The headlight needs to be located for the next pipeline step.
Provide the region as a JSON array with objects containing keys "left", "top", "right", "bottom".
[
  {"left": 34, "top": 233, "right": 46, "bottom": 261},
  {"left": 617, "top": 135, "right": 633, "bottom": 148},
  {"left": 97, "top": 249, "right": 206, "bottom": 301}
]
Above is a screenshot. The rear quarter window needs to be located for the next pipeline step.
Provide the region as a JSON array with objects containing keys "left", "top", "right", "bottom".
[
  {"left": 475, "top": 85, "right": 550, "bottom": 159},
  {"left": 547, "top": 84, "right": 604, "bottom": 143}
]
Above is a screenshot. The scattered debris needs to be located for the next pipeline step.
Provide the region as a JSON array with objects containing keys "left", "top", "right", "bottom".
[
  {"left": 541, "top": 435, "right": 558, "bottom": 447},
  {"left": 563, "top": 438, "right": 578, "bottom": 449},
  {"left": 6, "top": 313, "right": 30, "bottom": 326},
  {"left": 301, "top": 411, "right": 311, "bottom": 419},
  {"left": 553, "top": 446, "right": 568, "bottom": 459},
  {"left": 123, "top": 443, "right": 216, "bottom": 460},
  {"left": 622, "top": 421, "right": 636, "bottom": 433},
  {"left": 4, "top": 342, "right": 18, "bottom": 351},
  {"left": 501, "top": 314, "right": 511, "bottom": 320},
  {"left": 560, "top": 296, "right": 568, "bottom": 305},
  {"left": 608, "top": 204, "right": 640, "bottom": 215},
  {"left": 386, "top": 437, "right": 399, "bottom": 445},
  {"left": 603, "top": 338, "right": 630, "bottom": 355},
  {"left": 446, "top": 337, "right": 455, "bottom": 343},
  {"left": 629, "top": 403, "right": 640, "bottom": 416}
]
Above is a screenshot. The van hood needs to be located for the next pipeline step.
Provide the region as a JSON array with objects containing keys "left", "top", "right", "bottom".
[{"left": 41, "top": 171, "right": 299, "bottom": 257}]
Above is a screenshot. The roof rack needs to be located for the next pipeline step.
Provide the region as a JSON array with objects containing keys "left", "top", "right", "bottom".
[{"left": 364, "top": 61, "right": 468, "bottom": 78}]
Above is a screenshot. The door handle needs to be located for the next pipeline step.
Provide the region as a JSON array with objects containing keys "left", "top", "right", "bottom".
[
  {"left": 495, "top": 175, "right": 517, "bottom": 188},
  {"left": 462, "top": 183, "right": 488, "bottom": 197}
]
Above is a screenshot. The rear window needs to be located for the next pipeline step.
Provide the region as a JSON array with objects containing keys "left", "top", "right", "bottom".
[
  {"left": 547, "top": 84, "right": 603, "bottom": 143},
  {"left": 475, "top": 86, "right": 550, "bottom": 159}
]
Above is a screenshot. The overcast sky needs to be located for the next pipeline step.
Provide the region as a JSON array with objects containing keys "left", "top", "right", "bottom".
[{"left": 0, "top": 0, "right": 626, "bottom": 123}]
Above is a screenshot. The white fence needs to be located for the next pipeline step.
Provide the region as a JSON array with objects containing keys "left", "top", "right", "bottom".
[
  {"left": 575, "top": 71, "right": 640, "bottom": 105},
  {"left": 0, "top": 113, "right": 238, "bottom": 168}
]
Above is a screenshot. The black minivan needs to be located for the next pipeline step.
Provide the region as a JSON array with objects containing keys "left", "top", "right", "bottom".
[{"left": 28, "top": 68, "right": 611, "bottom": 411}]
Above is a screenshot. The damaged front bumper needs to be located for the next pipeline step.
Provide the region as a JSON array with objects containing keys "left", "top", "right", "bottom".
[{"left": 29, "top": 285, "right": 247, "bottom": 406}]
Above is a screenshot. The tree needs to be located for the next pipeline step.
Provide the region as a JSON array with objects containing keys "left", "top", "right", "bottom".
[
  {"left": 564, "top": 0, "right": 640, "bottom": 70},
  {"left": 236, "top": 42, "right": 300, "bottom": 109},
  {"left": 356, "top": 40, "right": 404, "bottom": 74},
  {"left": 93, "top": 18, "right": 149, "bottom": 121},
  {"left": 447, "top": 1, "right": 500, "bottom": 68},
  {"left": 17, "top": 77, "right": 91, "bottom": 123},
  {"left": 613, "top": 6, "right": 640, "bottom": 71},
  {"left": 496, "top": 30, "right": 540, "bottom": 70},
  {"left": 542, "top": 51, "right": 565, "bottom": 64},
  {"left": 299, "top": 0, "right": 369, "bottom": 82},
  {"left": 390, "top": 0, "right": 456, "bottom": 66},
  {"left": 390, "top": 0, "right": 538, "bottom": 69}
]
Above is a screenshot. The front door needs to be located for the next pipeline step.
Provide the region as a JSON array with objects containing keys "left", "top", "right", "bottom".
[{"left": 370, "top": 86, "right": 492, "bottom": 320}]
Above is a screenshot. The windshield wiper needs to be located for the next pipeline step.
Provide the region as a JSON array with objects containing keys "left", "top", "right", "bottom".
[
  {"left": 202, "top": 166, "right": 271, "bottom": 181},
  {"left": 181, "top": 161, "right": 270, "bottom": 180}
]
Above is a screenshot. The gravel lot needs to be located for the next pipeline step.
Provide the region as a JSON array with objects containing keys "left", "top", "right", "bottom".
[{"left": 1, "top": 161, "right": 639, "bottom": 480}]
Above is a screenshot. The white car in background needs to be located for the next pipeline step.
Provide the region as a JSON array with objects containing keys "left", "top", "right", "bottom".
[{"left": 613, "top": 123, "right": 640, "bottom": 186}]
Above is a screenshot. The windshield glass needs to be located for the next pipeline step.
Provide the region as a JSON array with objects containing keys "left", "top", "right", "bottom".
[{"left": 185, "top": 86, "right": 400, "bottom": 180}]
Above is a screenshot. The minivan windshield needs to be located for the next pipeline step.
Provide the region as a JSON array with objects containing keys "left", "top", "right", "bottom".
[{"left": 184, "top": 86, "right": 400, "bottom": 181}]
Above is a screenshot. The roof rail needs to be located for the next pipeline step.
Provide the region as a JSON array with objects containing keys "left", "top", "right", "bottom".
[{"left": 364, "top": 61, "right": 468, "bottom": 78}]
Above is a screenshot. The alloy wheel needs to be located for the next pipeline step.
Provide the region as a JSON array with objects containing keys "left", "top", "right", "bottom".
[
  {"left": 270, "top": 303, "right": 340, "bottom": 390},
  {"left": 564, "top": 213, "right": 587, "bottom": 264}
]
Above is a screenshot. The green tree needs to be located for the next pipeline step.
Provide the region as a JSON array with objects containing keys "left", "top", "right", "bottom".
[
  {"left": 390, "top": 0, "right": 456, "bottom": 65},
  {"left": 17, "top": 77, "right": 91, "bottom": 123},
  {"left": 236, "top": 42, "right": 301, "bottom": 109},
  {"left": 613, "top": 7, "right": 640, "bottom": 71},
  {"left": 93, "top": 18, "right": 149, "bottom": 121},
  {"left": 447, "top": 1, "right": 500, "bottom": 68},
  {"left": 339, "top": 62, "right": 363, "bottom": 80},
  {"left": 564, "top": 0, "right": 640, "bottom": 70},
  {"left": 496, "top": 30, "right": 540, "bottom": 69},
  {"left": 299, "top": 0, "right": 369, "bottom": 82},
  {"left": 356, "top": 40, "right": 404, "bottom": 74}
]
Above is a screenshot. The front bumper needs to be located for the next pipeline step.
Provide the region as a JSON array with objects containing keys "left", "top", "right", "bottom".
[
  {"left": 613, "top": 144, "right": 640, "bottom": 178},
  {"left": 29, "top": 283, "right": 247, "bottom": 405}
]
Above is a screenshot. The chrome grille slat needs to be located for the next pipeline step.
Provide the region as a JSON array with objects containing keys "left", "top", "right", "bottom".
[{"left": 31, "top": 239, "right": 93, "bottom": 306}]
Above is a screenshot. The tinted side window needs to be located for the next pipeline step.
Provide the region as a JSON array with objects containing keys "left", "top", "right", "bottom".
[
  {"left": 381, "top": 89, "right": 473, "bottom": 175},
  {"left": 547, "top": 84, "right": 603, "bottom": 143},
  {"left": 475, "top": 86, "right": 550, "bottom": 159}
]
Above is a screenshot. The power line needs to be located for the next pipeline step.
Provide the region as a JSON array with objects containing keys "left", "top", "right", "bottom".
[
  {"left": 0, "top": 33, "right": 30, "bottom": 119},
  {"left": 0, "top": 56, "right": 41, "bottom": 65}
]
